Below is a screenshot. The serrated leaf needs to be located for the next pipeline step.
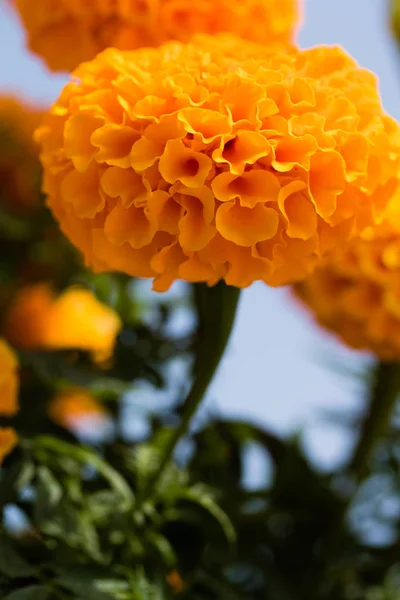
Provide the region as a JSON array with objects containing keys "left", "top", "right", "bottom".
[
  {"left": 127, "top": 569, "right": 166, "bottom": 600},
  {"left": 146, "top": 531, "right": 176, "bottom": 567},
  {"left": 35, "top": 437, "right": 134, "bottom": 510},
  {"left": 34, "top": 466, "right": 63, "bottom": 524},
  {"left": 0, "top": 536, "right": 36, "bottom": 578},
  {"left": 40, "top": 500, "right": 105, "bottom": 563},
  {"left": 3, "top": 586, "right": 50, "bottom": 600},
  {"left": 87, "top": 490, "right": 119, "bottom": 521},
  {"left": 56, "top": 573, "right": 116, "bottom": 600},
  {"left": 181, "top": 485, "right": 236, "bottom": 544},
  {"left": 0, "top": 460, "right": 35, "bottom": 508},
  {"left": 79, "top": 511, "right": 105, "bottom": 563},
  {"left": 131, "top": 444, "right": 188, "bottom": 496}
]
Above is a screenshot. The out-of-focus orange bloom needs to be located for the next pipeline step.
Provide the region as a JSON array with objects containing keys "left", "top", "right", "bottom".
[
  {"left": 166, "top": 570, "right": 184, "bottom": 594},
  {"left": 49, "top": 388, "right": 108, "bottom": 431},
  {"left": 0, "top": 96, "right": 43, "bottom": 211},
  {"left": 36, "top": 36, "right": 400, "bottom": 290},
  {"left": 294, "top": 198, "right": 400, "bottom": 359},
  {"left": 0, "top": 338, "right": 19, "bottom": 417},
  {"left": 2, "top": 283, "right": 52, "bottom": 350},
  {"left": 0, "top": 428, "right": 18, "bottom": 465},
  {"left": 0, "top": 341, "right": 19, "bottom": 464},
  {"left": 11, "top": 0, "right": 300, "bottom": 72},
  {"left": 3, "top": 284, "right": 121, "bottom": 361}
]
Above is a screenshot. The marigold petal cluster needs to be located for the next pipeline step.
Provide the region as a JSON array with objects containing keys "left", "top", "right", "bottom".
[
  {"left": 49, "top": 388, "right": 108, "bottom": 431},
  {"left": 36, "top": 36, "right": 400, "bottom": 290},
  {"left": 0, "top": 428, "right": 18, "bottom": 465},
  {"left": 12, "top": 0, "right": 300, "bottom": 72},
  {"left": 294, "top": 201, "right": 400, "bottom": 359},
  {"left": 0, "top": 339, "right": 19, "bottom": 417},
  {"left": 3, "top": 284, "right": 122, "bottom": 360},
  {"left": 0, "top": 96, "right": 43, "bottom": 212}
]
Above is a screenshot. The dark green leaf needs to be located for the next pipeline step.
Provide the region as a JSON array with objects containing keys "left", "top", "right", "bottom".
[
  {"left": 35, "top": 437, "right": 134, "bottom": 510},
  {"left": 180, "top": 485, "right": 236, "bottom": 545},
  {"left": 0, "top": 460, "right": 34, "bottom": 508},
  {"left": 0, "top": 536, "right": 36, "bottom": 578},
  {"left": 34, "top": 466, "right": 63, "bottom": 524},
  {"left": 3, "top": 586, "right": 50, "bottom": 600},
  {"left": 56, "top": 573, "right": 117, "bottom": 600}
]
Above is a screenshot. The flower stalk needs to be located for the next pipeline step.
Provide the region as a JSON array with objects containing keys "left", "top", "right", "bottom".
[
  {"left": 139, "top": 282, "right": 241, "bottom": 502},
  {"left": 349, "top": 361, "right": 400, "bottom": 481}
]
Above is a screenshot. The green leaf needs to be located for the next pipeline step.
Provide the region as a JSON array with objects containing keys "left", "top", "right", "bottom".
[
  {"left": 0, "top": 460, "right": 35, "bottom": 508},
  {"left": 3, "top": 587, "right": 50, "bottom": 600},
  {"left": 34, "top": 466, "right": 63, "bottom": 524},
  {"left": 87, "top": 490, "right": 120, "bottom": 522},
  {"left": 35, "top": 437, "right": 134, "bottom": 510},
  {"left": 40, "top": 500, "right": 105, "bottom": 563},
  {"left": 79, "top": 511, "right": 105, "bottom": 563},
  {"left": 56, "top": 571, "right": 118, "bottom": 600},
  {"left": 180, "top": 485, "right": 236, "bottom": 545},
  {"left": 0, "top": 536, "right": 36, "bottom": 578},
  {"left": 0, "top": 207, "right": 33, "bottom": 241},
  {"left": 126, "top": 569, "right": 167, "bottom": 600},
  {"left": 131, "top": 445, "right": 188, "bottom": 496},
  {"left": 146, "top": 531, "right": 176, "bottom": 567}
]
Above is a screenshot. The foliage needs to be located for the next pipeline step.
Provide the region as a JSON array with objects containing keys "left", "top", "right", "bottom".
[{"left": 2, "top": 2, "right": 400, "bottom": 599}]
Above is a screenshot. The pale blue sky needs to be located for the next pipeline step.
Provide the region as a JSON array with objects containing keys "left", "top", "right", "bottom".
[{"left": 0, "top": 0, "right": 398, "bottom": 471}]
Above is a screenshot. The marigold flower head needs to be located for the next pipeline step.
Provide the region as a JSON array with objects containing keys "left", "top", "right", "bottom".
[
  {"left": 294, "top": 199, "right": 400, "bottom": 359},
  {"left": 0, "top": 96, "right": 43, "bottom": 212},
  {"left": 0, "top": 338, "right": 19, "bottom": 417},
  {"left": 3, "top": 283, "right": 121, "bottom": 360},
  {"left": 12, "top": 0, "right": 300, "bottom": 72},
  {"left": 0, "top": 428, "right": 18, "bottom": 465},
  {"left": 36, "top": 36, "right": 400, "bottom": 290},
  {"left": 49, "top": 388, "right": 108, "bottom": 431}
]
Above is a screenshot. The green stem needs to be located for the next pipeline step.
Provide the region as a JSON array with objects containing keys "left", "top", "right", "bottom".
[
  {"left": 139, "top": 282, "right": 241, "bottom": 503},
  {"left": 349, "top": 361, "right": 400, "bottom": 481}
]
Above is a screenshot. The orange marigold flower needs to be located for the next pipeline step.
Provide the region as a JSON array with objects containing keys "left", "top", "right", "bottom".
[
  {"left": 49, "top": 388, "right": 108, "bottom": 431},
  {"left": 11, "top": 0, "right": 300, "bottom": 72},
  {"left": 0, "top": 96, "right": 43, "bottom": 212},
  {"left": 0, "top": 339, "right": 19, "bottom": 417},
  {"left": 294, "top": 200, "right": 400, "bottom": 359},
  {"left": 3, "top": 284, "right": 121, "bottom": 360},
  {"left": 2, "top": 283, "right": 51, "bottom": 350},
  {"left": 166, "top": 570, "right": 184, "bottom": 595},
  {"left": 0, "top": 428, "right": 18, "bottom": 465},
  {"left": 35, "top": 36, "right": 400, "bottom": 290}
]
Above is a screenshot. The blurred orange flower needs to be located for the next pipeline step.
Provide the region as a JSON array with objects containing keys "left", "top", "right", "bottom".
[
  {"left": 36, "top": 36, "right": 400, "bottom": 290},
  {"left": 11, "top": 0, "right": 300, "bottom": 72},
  {"left": 166, "top": 569, "right": 184, "bottom": 594},
  {"left": 294, "top": 199, "right": 400, "bottom": 359},
  {"left": 0, "top": 428, "right": 18, "bottom": 465},
  {"left": 3, "top": 284, "right": 121, "bottom": 361},
  {"left": 0, "top": 338, "right": 19, "bottom": 417},
  {"left": 49, "top": 388, "right": 108, "bottom": 431},
  {"left": 0, "top": 96, "right": 43, "bottom": 212},
  {"left": 2, "top": 283, "right": 51, "bottom": 350}
]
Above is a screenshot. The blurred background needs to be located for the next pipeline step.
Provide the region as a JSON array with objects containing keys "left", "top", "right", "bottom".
[{"left": 0, "top": 0, "right": 398, "bottom": 474}]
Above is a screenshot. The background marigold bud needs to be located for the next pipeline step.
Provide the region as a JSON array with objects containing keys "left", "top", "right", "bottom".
[
  {"left": 10, "top": 0, "right": 300, "bottom": 72},
  {"left": 0, "top": 338, "right": 19, "bottom": 417},
  {"left": 0, "top": 96, "right": 43, "bottom": 212},
  {"left": 3, "top": 284, "right": 122, "bottom": 361},
  {"left": 166, "top": 569, "right": 184, "bottom": 594},
  {"left": 36, "top": 36, "right": 400, "bottom": 291},
  {"left": 294, "top": 199, "right": 400, "bottom": 359},
  {"left": 0, "top": 428, "right": 18, "bottom": 465},
  {"left": 48, "top": 388, "right": 109, "bottom": 431}
]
